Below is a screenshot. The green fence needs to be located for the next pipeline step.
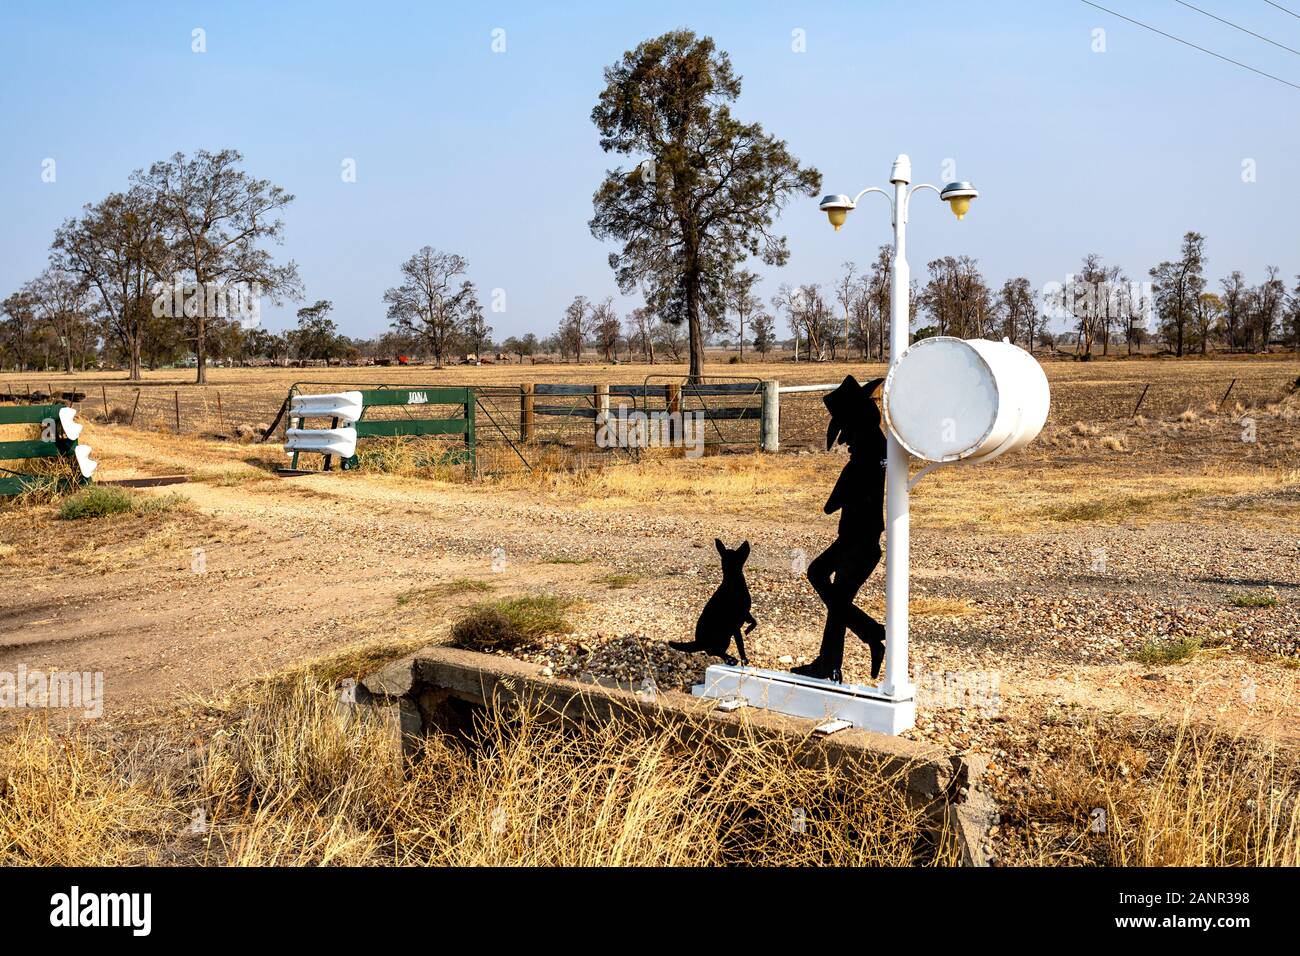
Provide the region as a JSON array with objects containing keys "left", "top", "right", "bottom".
[
  {"left": 0, "top": 403, "right": 94, "bottom": 496},
  {"left": 282, "top": 385, "right": 476, "bottom": 474}
]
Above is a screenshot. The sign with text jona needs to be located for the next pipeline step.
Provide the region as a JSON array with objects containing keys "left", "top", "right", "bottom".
[{"left": 882, "top": 336, "right": 1049, "bottom": 464}]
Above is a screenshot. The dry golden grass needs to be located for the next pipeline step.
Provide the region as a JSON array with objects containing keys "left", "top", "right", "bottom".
[
  {"left": 201, "top": 676, "right": 955, "bottom": 866},
  {"left": 494, "top": 451, "right": 827, "bottom": 519},
  {"left": 0, "top": 663, "right": 957, "bottom": 866},
  {"left": 3, "top": 639, "right": 1297, "bottom": 867},
  {"left": 1004, "top": 714, "right": 1300, "bottom": 866},
  {"left": 0, "top": 718, "right": 164, "bottom": 866}
]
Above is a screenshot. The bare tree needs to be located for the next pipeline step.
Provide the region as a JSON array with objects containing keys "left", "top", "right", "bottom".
[
  {"left": 652, "top": 316, "right": 685, "bottom": 362},
  {"left": 1248, "top": 266, "right": 1285, "bottom": 352},
  {"left": 383, "top": 247, "right": 476, "bottom": 367},
  {"left": 770, "top": 284, "right": 802, "bottom": 361},
  {"left": 997, "top": 277, "right": 1036, "bottom": 347},
  {"left": 26, "top": 267, "right": 93, "bottom": 373},
  {"left": 1194, "top": 291, "right": 1223, "bottom": 355},
  {"left": 626, "top": 307, "right": 656, "bottom": 364},
  {"left": 591, "top": 297, "right": 620, "bottom": 361},
  {"left": 558, "top": 295, "right": 590, "bottom": 363},
  {"left": 725, "top": 269, "right": 760, "bottom": 363},
  {"left": 1149, "top": 231, "right": 1205, "bottom": 357},
  {"left": 53, "top": 187, "right": 167, "bottom": 381},
  {"left": 865, "top": 245, "right": 891, "bottom": 360},
  {"left": 461, "top": 289, "right": 493, "bottom": 359},
  {"left": 919, "top": 256, "right": 994, "bottom": 340},
  {"left": 833, "top": 261, "right": 858, "bottom": 362},
  {"left": 848, "top": 276, "right": 872, "bottom": 358},
  {"left": 1220, "top": 271, "right": 1248, "bottom": 350},
  {"left": 133, "top": 150, "right": 300, "bottom": 383}
]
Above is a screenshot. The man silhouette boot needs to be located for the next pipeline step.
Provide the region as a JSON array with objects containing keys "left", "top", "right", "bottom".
[{"left": 791, "top": 375, "right": 887, "bottom": 684}]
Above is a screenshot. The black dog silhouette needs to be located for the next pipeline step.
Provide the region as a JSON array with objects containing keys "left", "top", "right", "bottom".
[
  {"left": 791, "top": 375, "right": 887, "bottom": 684},
  {"left": 670, "top": 538, "right": 755, "bottom": 666}
]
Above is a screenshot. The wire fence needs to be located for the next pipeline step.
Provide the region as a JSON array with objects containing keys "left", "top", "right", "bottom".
[
  {"left": 775, "top": 374, "right": 1299, "bottom": 449},
  {"left": 3, "top": 371, "right": 1296, "bottom": 472}
]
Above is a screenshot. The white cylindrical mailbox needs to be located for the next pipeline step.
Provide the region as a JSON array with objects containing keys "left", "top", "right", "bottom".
[
  {"left": 285, "top": 427, "right": 358, "bottom": 459},
  {"left": 882, "top": 336, "right": 1049, "bottom": 464},
  {"left": 289, "top": 391, "right": 364, "bottom": 424}
]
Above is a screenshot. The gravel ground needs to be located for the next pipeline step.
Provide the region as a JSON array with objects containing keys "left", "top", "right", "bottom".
[{"left": 17, "top": 394, "right": 1294, "bottom": 760}]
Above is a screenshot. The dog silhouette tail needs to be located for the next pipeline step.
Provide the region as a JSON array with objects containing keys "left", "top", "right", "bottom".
[{"left": 669, "top": 640, "right": 702, "bottom": 653}]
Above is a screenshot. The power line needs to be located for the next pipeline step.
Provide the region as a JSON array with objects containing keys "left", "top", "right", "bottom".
[
  {"left": 1173, "top": 0, "right": 1300, "bottom": 56},
  {"left": 1264, "top": 2, "right": 1300, "bottom": 22},
  {"left": 1079, "top": 1, "right": 1300, "bottom": 90}
]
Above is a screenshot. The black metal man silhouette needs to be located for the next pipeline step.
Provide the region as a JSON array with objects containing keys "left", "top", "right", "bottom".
[{"left": 792, "top": 375, "right": 887, "bottom": 683}]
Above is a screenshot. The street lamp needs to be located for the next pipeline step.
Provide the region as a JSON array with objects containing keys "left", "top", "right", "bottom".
[{"left": 818, "top": 154, "right": 978, "bottom": 705}]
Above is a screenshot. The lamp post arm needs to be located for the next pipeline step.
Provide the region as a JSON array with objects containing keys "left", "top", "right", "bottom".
[
  {"left": 851, "top": 186, "right": 895, "bottom": 220},
  {"left": 902, "top": 183, "right": 941, "bottom": 220}
]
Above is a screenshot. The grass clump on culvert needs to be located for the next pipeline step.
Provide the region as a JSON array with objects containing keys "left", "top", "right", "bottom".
[{"left": 450, "top": 593, "right": 577, "bottom": 651}]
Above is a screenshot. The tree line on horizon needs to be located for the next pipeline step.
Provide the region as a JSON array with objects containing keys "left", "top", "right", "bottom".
[{"left": 4, "top": 34, "right": 1298, "bottom": 378}]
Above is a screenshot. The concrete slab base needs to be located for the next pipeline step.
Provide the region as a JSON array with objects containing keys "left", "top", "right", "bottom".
[{"left": 694, "top": 665, "right": 916, "bottom": 736}]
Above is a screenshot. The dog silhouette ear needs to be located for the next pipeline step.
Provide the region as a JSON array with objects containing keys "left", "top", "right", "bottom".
[
  {"left": 737, "top": 541, "right": 751, "bottom": 561},
  {"left": 714, "top": 538, "right": 726, "bottom": 555}
]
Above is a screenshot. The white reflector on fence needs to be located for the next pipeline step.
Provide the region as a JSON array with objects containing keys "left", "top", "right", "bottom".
[
  {"left": 285, "top": 427, "right": 358, "bottom": 459},
  {"left": 882, "top": 336, "right": 1049, "bottom": 464},
  {"left": 58, "top": 406, "right": 83, "bottom": 440},
  {"left": 289, "top": 391, "right": 364, "bottom": 423},
  {"left": 74, "top": 444, "right": 98, "bottom": 478}
]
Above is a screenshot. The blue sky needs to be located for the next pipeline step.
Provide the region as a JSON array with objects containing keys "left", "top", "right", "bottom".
[{"left": 2, "top": 0, "right": 1298, "bottom": 340}]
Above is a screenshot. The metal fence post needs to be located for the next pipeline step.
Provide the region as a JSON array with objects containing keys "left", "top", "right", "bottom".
[{"left": 760, "top": 380, "right": 780, "bottom": 452}]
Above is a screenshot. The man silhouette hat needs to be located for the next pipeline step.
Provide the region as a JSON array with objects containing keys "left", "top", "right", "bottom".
[{"left": 792, "top": 375, "right": 888, "bottom": 683}]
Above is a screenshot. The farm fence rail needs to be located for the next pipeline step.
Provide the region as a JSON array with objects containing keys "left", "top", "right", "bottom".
[{"left": 3, "top": 372, "right": 1295, "bottom": 472}]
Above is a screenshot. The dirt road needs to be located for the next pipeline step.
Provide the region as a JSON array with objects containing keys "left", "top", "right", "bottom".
[{"left": 2, "top": 414, "right": 1296, "bottom": 751}]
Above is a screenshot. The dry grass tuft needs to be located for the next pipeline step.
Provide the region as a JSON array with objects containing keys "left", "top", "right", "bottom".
[
  {"left": 596, "top": 572, "right": 640, "bottom": 589},
  {"left": 0, "top": 721, "right": 162, "bottom": 866},
  {"left": 1099, "top": 435, "right": 1129, "bottom": 452},
  {"left": 56, "top": 485, "right": 187, "bottom": 520},
  {"left": 1229, "top": 590, "right": 1279, "bottom": 609},
  {"left": 1045, "top": 491, "right": 1176, "bottom": 523},
  {"left": 397, "top": 577, "right": 495, "bottom": 606},
  {"left": 1129, "top": 636, "right": 1202, "bottom": 665},
  {"left": 355, "top": 436, "right": 471, "bottom": 479},
  {"left": 1003, "top": 716, "right": 1300, "bottom": 866},
  {"left": 450, "top": 594, "right": 577, "bottom": 651}
]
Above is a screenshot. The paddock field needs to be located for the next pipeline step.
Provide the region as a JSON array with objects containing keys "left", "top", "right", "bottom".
[{"left": 1, "top": 352, "right": 1298, "bottom": 865}]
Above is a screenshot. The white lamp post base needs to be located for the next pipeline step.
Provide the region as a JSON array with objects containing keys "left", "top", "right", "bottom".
[{"left": 693, "top": 665, "right": 916, "bottom": 736}]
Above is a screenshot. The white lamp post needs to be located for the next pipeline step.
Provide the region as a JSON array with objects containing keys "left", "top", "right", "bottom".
[
  {"left": 819, "top": 155, "right": 978, "bottom": 704},
  {"left": 691, "top": 154, "right": 981, "bottom": 736}
]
